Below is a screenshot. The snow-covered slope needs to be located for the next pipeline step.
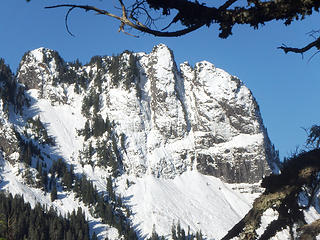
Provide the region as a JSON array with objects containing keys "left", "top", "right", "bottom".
[
  {"left": 117, "top": 171, "right": 261, "bottom": 239},
  {"left": 0, "top": 44, "right": 283, "bottom": 239}
]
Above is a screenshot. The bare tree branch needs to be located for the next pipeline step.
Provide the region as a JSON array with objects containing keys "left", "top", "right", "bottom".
[
  {"left": 278, "top": 37, "right": 320, "bottom": 54},
  {"left": 45, "top": 4, "right": 205, "bottom": 37},
  {"left": 45, "top": 0, "right": 320, "bottom": 54}
]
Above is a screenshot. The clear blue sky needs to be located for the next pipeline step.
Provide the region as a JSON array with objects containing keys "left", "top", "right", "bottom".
[{"left": 1, "top": 0, "right": 320, "bottom": 159}]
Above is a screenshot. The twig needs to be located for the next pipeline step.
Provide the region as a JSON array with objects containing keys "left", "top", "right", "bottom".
[{"left": 65, "top": 7, "right": 76, "bottom": 37}]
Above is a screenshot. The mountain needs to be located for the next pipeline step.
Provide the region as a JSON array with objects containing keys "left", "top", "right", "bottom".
[
  {"left": 0, "top": 44, "right": 284, "bottom": 239},
  {"left": 17, "top": 44, "right": 279, "bottom": 182}
]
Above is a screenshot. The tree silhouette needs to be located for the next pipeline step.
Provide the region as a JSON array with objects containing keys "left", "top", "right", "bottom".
[
  {"left": 41, "top": 0, "right": 320, "bottom": 55},
  {"left": 306, "top": 125, "right": 320, "bottom": 149},
  {"left": 51, "top": 179, "right": 57, "bottom": 201}
]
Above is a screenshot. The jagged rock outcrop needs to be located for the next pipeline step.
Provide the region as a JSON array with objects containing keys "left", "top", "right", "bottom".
[
  {"left": 15, "top": 44, "right": 279, "bottom": 183},
  {"left": 18, "top": 48, "right": 58, "bottom": 90}
]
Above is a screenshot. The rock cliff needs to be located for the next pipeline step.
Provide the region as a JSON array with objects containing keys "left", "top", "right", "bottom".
[{"left": 15, "top": 44, "right": 279, "bottom": 183}]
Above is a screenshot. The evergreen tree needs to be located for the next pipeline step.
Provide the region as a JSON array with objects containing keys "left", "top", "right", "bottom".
[
  {"left": 36, "top": 161, "right": 42, "bottom": 180},
  {"left": 63, "top": 170, "right": 72, "bottom": 190},
  {"left": 181, "top": 229, "right": 186, "bottom": 240},
  {"left": 151, "top": 224, "right": 160, "bottom": 240},
  {"left": 177, "top": 220, "right": 182, "bottom": 239},
  {"left": 42, "top": 170, "right": 48, "bottom": 191},
  {"left": 0, "top": 192, "right": 90, "bottom": 240},
  {"left": 172, "top": 222, "right": 177, "bottom": 240},
  {"left": 51, "top": 180, "right": 57, "bottom": 201},
  {"left": 92, "top": 92, "right": 100, "bottom": 116},
  {"left": 120, "top": 133, "right": 126, "bottom": 151},
  {"left": 195, "top": 230, "right": 203, "bottom": 240},
  {"left": 92, "top": 232, "right": 98, "bottom": 240},
  {"left": 83, "top": 120, "right": 91, "bottom": 140},
  {"left": 22, "top": 141, "right": 32, "bottom": 166},
  {"left": 88, "top": 142, "right": 94, "bottom": 159},
  {"left": 81, "top": 96, "right": 90, "bottom": 118},
  {"left": 92, "top": 114, "right": 106, "bottom": 137},
  {"left": 107, "top": 176, "right": 115, "bottom": 202}
]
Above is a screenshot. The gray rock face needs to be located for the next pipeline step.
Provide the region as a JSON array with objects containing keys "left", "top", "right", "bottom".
[
  {"left": 178, "top": 59, "right": 279, "bottom": 183},
  {"left": 17, "top": 48, "right": 67, "bottom": 99},
  {"left": 0, "top": 126, "right": 20, "bottom": 164},
  {"left": 196, "top": 147, "right": 270, "bottom": 183},
  {"left": 15, "top": 44, "right": 279, "bottom": 183}
]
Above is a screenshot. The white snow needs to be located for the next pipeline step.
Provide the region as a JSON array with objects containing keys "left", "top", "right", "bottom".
[
  {"left": 270, "top": 227, "right": 291, "bottom": 240},
  {"left": 256, "top": 208, "right": 279, "bottom": 237},
  {"left": 304, "top": 206, "right": 320, "bottom": 224},
  {"left": 208, "top": 133, "right": 264, "bottom": 153},
  {"left": 117, "top": 171, "right": 257, "bottom": 239},
  {"left": 27, "top": 88, "right": 85, "bottom": 163},
  {"left": 30, "top": 48, "right": 45, "bottom": 63},
  {"left": 303, "top": 187, "right": 320, "bottom": 225}
]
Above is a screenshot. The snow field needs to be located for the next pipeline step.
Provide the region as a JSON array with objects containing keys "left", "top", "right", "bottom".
[{"left": 117, "top": 171, "right": 258, "bottom": 239}]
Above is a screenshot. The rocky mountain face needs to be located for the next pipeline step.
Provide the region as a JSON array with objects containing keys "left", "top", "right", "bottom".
[
  {"left": 0, "top": 44, "right": 285, "bottom": 239},
  {"left": 16, "top": 44, "right": 278, "bottom": 183}
]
